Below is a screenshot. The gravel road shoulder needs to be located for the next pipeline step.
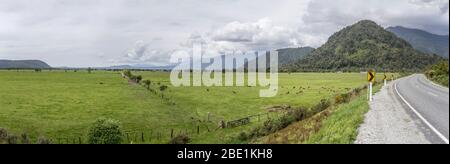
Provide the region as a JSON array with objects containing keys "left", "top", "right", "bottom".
[{"left": 355, "top": 81, "right": 431, "bottom": 144}]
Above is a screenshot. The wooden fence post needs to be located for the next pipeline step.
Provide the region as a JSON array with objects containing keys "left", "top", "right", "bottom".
[
  {"left": 149, "top": 130, "right": 153, "bottom": 142},
  {"left": 197, "top": 125, "right": 200, "bottom": 134},
  {"left": 207, "top": 112, "right": 211, "bottom": 122}
]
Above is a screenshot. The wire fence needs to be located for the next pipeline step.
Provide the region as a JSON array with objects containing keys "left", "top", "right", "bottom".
[{"left": 47, "top": 111, "right": 284, "bottom": 144}]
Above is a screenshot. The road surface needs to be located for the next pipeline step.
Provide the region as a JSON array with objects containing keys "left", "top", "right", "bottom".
[
  {"left": 356, "top": 77, "right": 431, "bottom": 144},
  {"left": 395, "top": 74, "right": 449, "bottom": 144}
]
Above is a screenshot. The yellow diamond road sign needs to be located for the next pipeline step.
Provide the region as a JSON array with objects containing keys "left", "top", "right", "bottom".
[{"left": 368, "top": 71, "right": 375, "bottom": 82}]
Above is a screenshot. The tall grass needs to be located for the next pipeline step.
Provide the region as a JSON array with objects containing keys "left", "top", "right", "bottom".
[{"left": 304, "top": 96, "right": 368, "bottom": 144}]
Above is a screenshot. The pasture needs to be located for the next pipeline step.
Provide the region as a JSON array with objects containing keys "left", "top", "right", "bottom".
[{"left": 0, "top": 70, "right": 372, "bottom": 143}]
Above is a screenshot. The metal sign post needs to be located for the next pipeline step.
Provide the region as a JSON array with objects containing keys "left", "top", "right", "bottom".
[
  {"left": 367, "top": 70, "right": 375, "bottom": 102},
  {"left": 369, "top": 82, "right": 373, "bottom": 102}
]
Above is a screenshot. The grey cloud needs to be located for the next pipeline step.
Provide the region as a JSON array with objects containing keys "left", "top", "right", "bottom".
[
  {"left": 207, "top": 18, "right": 303, "bottom": 51},
  {"left": 301, "top": 0, "right": 449, "bottom": 36},
  {"left": 121, "top": 40, "right": 171, "bottom": 65},
  {"left": 0, "top": 0, "right": 448, "bottom": 67}
]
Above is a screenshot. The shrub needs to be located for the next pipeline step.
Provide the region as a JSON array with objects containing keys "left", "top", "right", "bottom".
[
  {"left": 311, "top": 99, "right": 331, "bottom": 114},
  {"left": 123, "top": 70, "right": 132, "bottom": 78},
  {"left": 352, "top": 87, "right": 362, "bottom": 95},
  {"left": 88, "top": 118, "right": 123, "bottom": 144},
  {"left": 237, "top": 132, "right": 248, "bottom": 141},
  {"left": 335, "top": 93, "right": 350, "bottom": 104},
  {"left": 135, "top": 75, "right": 142, "bottom": 83},
  {"left": 142, "top": 80, "right": 152, "bottom": 89},
  {"left": 20, "top": 133, "right": 30, "bottom": 144},
  {"left": 37, "top": 136, "right": 52, "bottom": 144},
  {"left": 276, "top": 115, "right": 295, "bottom": 129},
  {"left": 256, "top": 120, "right": 275, "bottom": 136},
  {"left": 426, "top": 61, "right": 449, "bottom": 86},
  {"left": 0, "top": 128, "right": 8, "bottom": 143},
  {"left": 291, "top": 107, "right": 309, "bottom": 121},
  {"left": 7, "top": 135, "right": 18, "bottom": 144},
  {"left": 169, "top": 134, "right": 191, "bottom": 144},
  {"left": 129, "top": 75, "right": 143, "bottom": 83},
  {"left": 159, "top": 85, "right": 168, "bottom": 92}
]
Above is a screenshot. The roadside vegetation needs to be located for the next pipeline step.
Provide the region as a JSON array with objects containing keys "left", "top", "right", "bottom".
[
  {"left": 253, "top": 78, "right": 386, "bottom": 144},
  {"left": 425, "top": 60, "right": 449, "bottom": 87},
  {"left": 0, "top": 127, "right": 52, "bottom": 144}
]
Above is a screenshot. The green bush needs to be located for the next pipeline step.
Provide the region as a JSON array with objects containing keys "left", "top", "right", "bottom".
[
  {"left": 20, "top": 133, "right": 30, "bottom": 144},
  {"left": 257, "top": 120, "right": 276, "bottom": 136},
  {"left": 0, "top": 128, "right": 8, "bottom": 143},
  {"left": 37, "top": 136, "right": 52, "bottom": 144},
  {"left": 135, "top": 75, "right": 143, "bottom": 83},
  {"left": 335, "top": 93, "right": 350, "bottom": 104},
  {"left": 123, "top": 70, "right": 132, "bottom": 78},
  {"left": 169, "top": 134, "right": 191, "bottom": 144},
  {"left": 88, "top": 118, "right": 123, "bottom": 144},
  {"left": 7, "top": 135, "right": 18, "bottom": 144},
  {"left": 426, "top": 61, "right": 449, "bottom": 87},
  {"left": 290, "top": 107, "right": 309, "bottom": 121},
  {"left": 352, "top": 87, "right": 362, "bottom": 95},
  {"left": 311, "top": 99, "right": 331, "bottom": 113},
  {"left": 237, "top": 132, "right": 248, "bottom": 141},
  {"left": 276, "top": 115, "right": 296, "bottom": 129},
  {"left": 142, "top": 80, "right": 152, "bottom": 89},
  {"left": 159, "top": 85, "right": 168, "bottom": 92},
  {"left": 130, "top": 75, "right": 142, "bottom": 83}
]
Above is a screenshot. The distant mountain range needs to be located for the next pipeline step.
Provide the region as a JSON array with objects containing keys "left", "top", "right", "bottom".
[
  {"left": 2, "top": 22, "right": 445, "bottom": 72},
  {"left": 277, "top": 47, "right": 315, "bottom": 66},
  {"left": 98, "top": 64, "right": 175, "bottom": 70},
  {"left": 387, "top": 26, "right": 449, "bottom": 58},
  {"left": 240, "top": 47, "right": 314, "bottom": 71},
  {"left": 0, "top": 60, "right": 51, "bottom": 69},
  {"left": 287, "top": 20, "right": 443, "bottom": 72}
]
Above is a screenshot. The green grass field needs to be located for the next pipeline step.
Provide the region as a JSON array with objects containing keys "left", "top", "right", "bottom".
[{"left": 0, "top": 70, "right": 374, "bottom": 143}]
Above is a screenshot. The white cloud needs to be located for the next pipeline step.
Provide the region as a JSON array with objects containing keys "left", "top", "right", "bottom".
[
  {"left": 0, "top": 0, "right": 447, "bottom": 67},
  {"left": 117, "top": 40, "right": 170, "bottom": 65},
  {"left": 176, "top": 18, "right": 303, "bottom": 58}
]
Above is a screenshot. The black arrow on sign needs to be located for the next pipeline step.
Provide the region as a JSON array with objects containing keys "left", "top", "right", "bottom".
[{"left": 369, "top": 72, "right": 374, "bottom": 82}]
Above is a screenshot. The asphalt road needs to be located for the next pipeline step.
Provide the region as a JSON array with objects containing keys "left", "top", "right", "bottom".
[{"left": 395, "top": 74, "right": 449, "bottom": 144}]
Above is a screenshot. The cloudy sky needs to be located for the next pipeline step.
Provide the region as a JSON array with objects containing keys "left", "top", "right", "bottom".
[{"left": 0, "top": 0, "right": 448, "bottom": 67}]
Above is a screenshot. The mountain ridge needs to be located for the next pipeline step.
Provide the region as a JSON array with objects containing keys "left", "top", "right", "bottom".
[
  {"left": 386, "top": 26, "right": 449, "bottom": 58},
  {"left": 0, "top": 60, "right": 51, "bottom": 69}
]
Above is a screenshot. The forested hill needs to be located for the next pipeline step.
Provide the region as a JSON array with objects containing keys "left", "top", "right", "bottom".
[
  {"left": 277, "top": 47, "right": 314, "bottom": 66},
  {"left": 287, "top": 20, "right": 442, "bottom": 72}
]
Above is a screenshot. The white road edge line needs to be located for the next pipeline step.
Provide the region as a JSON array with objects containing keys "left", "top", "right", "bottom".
[
  {"left": 394, "top": 81, "right": 449, "bottom": 144},
  {"left": 427, "top": 92, "right": 438, "bottom": 97}
]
